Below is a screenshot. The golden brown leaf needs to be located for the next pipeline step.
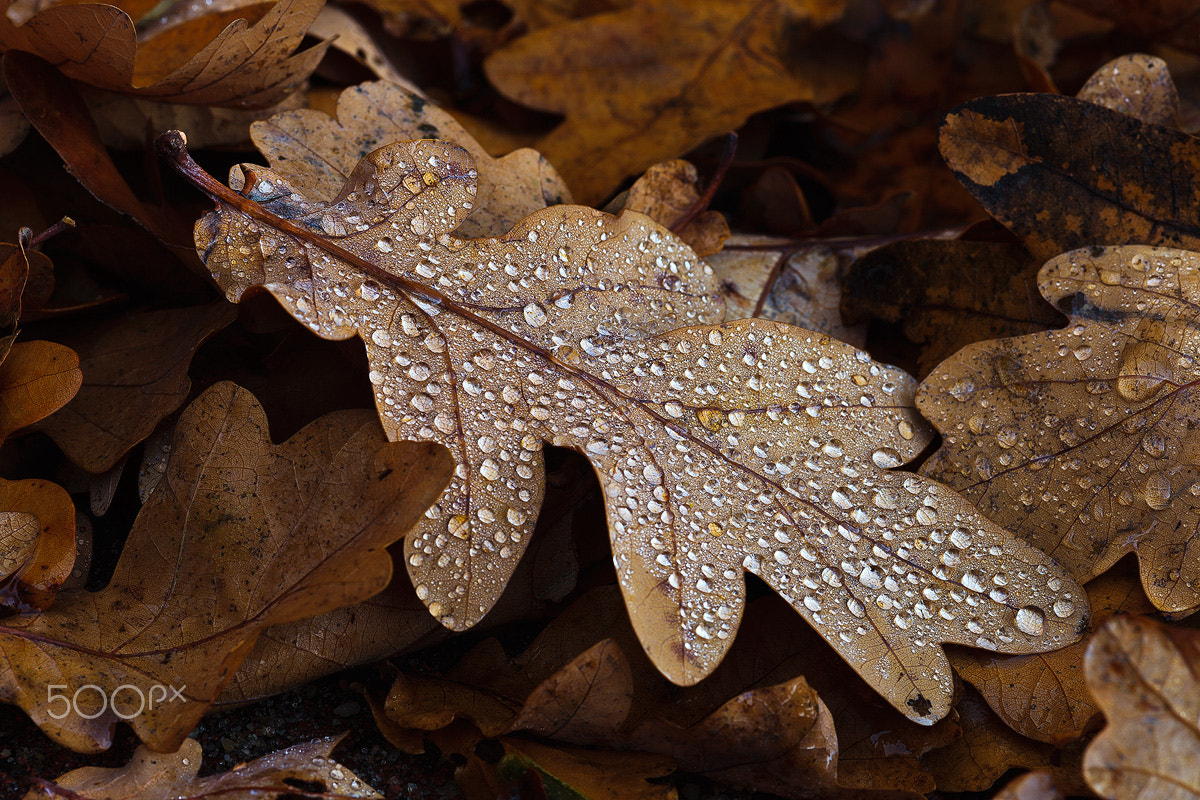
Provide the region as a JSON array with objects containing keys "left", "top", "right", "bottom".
[
  {"left": 26, "top": 735, "right": 382, "bottom": 799},
  {"left": 1083, "top": 614, "right": 1200, "bottom": 800},
  {"left": 0, "top": 0, "right": 329, "bottom": 108},
  {"left": 174, "top": 132, "right": 1089, "bottom": 724},
  {"left": 484, "top": 0, "right": 857, "bottom": 204},
  {"left": 0, "top": 478, "right": 76, "bottom": 610},
  {"left": 1077, "top": 54, "right": 1181, "bottom": 127},
  {"left": 950, "top": 561, "right": 1156, "bottom": 745},
  {"left": 939, "top": 93, "right": 1200, "bottom": 262},
  {"left": 918, "top": 245, "right": 1200, "bottom": 612},
  {"left": 245, "top": 80, "right": 571, "bottom": 238},
  {"left": 921, "top": 687, "right": 1056, "bottom": 793},
  {"left": 35, "top": 303, "right": 235, "bottom": 473},
  {"left": 0, "top": 340, "right": 82, "bottom": 441},
  {"left": 623, "top": 160, "right": 730, "bottom": 257},
  {"left": 0, "top": 381, "right": 452, "bottom": 752}
]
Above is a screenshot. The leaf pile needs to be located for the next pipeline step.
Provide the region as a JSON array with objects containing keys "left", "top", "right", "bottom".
[{"left": 5, "top": 1, "right": 1200, "bottom": 798}]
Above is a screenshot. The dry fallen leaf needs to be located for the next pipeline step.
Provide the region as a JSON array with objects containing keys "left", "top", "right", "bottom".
[
  {"left": 0, "top": 340, "right": 81, "bottom": 443},
  {"left": 0, "top": 477, "right": 76, "bottom": 610},
  {"left": 0, "top": 381, "right": 452, "bottom": 752},
  {"left": 168, "top": 131, "right": 1089, "bottom": 725},
  {"left": 1076, "top": 54, "right": 1181, "bottom": 127},
  {"left": 841, "top": 240, "right": 1064, "bottom": 378},
  {"left": 484, "top": 0, "right": 857, "bottom": 203},
  {"left": 622, "top": 159, "right": 730, "bottom": 257},
  {"left": 0, "top": 0, "right": 329, "bottom": 108},
  {"left": 246, "top": 80, "right": 571, "bottom": 239},
  {"left": 1083, "top": 614, "right": 1200, "bottom": 800},
  {"left": 34, "top": 303, "right": 236, "bottom": 474},
  {"left": 26, "top": 735, "right": 382, "bottom": 799},
  {"left": 918, "top": 245, "right": 1200, "bottom": 612}
]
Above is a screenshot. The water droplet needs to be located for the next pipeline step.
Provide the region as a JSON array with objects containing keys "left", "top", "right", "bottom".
[
  {"left": 859, "top": 564, "right": 883, "bottom": 589},
  {"left": 949, "top": 378, "right": 976, "bottom": 401},
  {"left": 1144, "top": 472, "right": 1172, "bottom": 510},
  {"left": 1117, "top": 340, "right": 1174, "bottom": 401},
  {"left": 916, "top": 507, "right": 938, "bottom": 526},
  {"left": 1014, "top": 606, "right": 1045, "bottom": 636},
  {"left": 479, "top": 459, "right": 500, "bottom": 481},
  {"left": 1052, "top": 599, "right": 1075, "bottom": 618},
  {"left": 448, "top": 515, "right": 469, "bottom": 539},
  {"left": 664, "top": 401, "right": 685, "bottom": 418},
  {"left": 961, "top": 571, "right": 986, "bottom": 592},
  {"left": 507, "top": 507, "right": 526, "bottom": 525},
  {"left": 1142, "top": 432, "right": 1167, "bottom": 458},
  {"left": 697, "top": 408, "right": 724, "bottom": 431},
  {"left": 872, "top": 447, "right": 901, "bottom": 468},
  {"left": 824, "top": 439, "right": 844, "bottom": 458},
  {"left": 376, "top": 238, "right": 394, "bottom": 253},
  {"left": 411, "top": 393, "right": 434, "bottom": 412},
  {"left": 996, "top": 428, "right": 1018, "bottom": 449},
  {"left": 949, "top": 528, "right": 972, "bottom": 548},
  {"left": 522, "top": 302, "right": 549, "bottom": 327},
  {"left": 831, "top": 487, "right": 854, "bottom": 510}
]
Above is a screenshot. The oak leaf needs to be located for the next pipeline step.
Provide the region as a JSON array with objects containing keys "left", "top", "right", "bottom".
[
  {"left": 1083, "top": 614, "right": 1200, "bottom": 800},
  {"left": 0, "top": 381, "right": 452, "bottom": 752},
  {"left": 948, "top": 560, "right": 1156, "bottom": 745},
  {"left": 169, "top": 131, "right": 1089, "bottom": 725},
  {"left": 0, "top": 0, "right": 329, "bottom": 108},
  {"left": 939, "top": 92, "right": 1200, "bottom": 262},
  {"left": 483, "top": 0, "right": 858, "bottom": 203},
  {"left": 841, "top": 240, "right": 1063, "bottom": 377},
  {"left": 246, "top": 80, "right": 571, "bottom": 238},
  {"left": 33, "top": 303, "right": 236, "bottom": 473},
  {"left": 0, "top": 477, "right": 76, "bottom": 610},
  {"left": 26, "top": 735, "right": 382, "bottom": 799},
  {"left": 918, "top": 245, "right": 1200, "bottom": 612},
  {"left": 621, "top": 159, "right": 730, "bottom": 257}
]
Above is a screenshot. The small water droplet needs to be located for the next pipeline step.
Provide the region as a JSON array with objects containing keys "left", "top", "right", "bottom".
[
  {"left": 1052, "top": 599, "right": 1075, "bottom": 618},
  {"left": 949, "top": 378, "right": 976, "bottom": 401},
  {"left": 1144, "top": 472, "right": 1173, "bottom": 510}
]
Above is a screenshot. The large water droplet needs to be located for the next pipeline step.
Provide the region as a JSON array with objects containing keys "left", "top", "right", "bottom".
[
  {"left": 1052, "top": 599, "right": 1075, "bottom": 618},
  {"left": 872, "top": 447, "right": 901, "bottom": 468},
  {"left": 1116, "top": 340, "right": 1174, "bottom": 401},
  {"left": 523, "top": 302, "right": 548, "bottom": 327},
  {"left": 1144, "top": 472, "right": 1173, "bottom": 510},
  {"left": 1014, "top": 606, "right": 1045, "bottom": 636}
]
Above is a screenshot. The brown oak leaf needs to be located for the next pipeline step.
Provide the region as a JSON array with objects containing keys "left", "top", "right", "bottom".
[
  {"left": 918, "top": 245, "right": 1200, "bottom": 612},
  {"left": 0, "top": 477, "right": 76, "bottom": 610},
  {"left": 34, "top": 303, "right": 236, "bottom": 474},
  {"left": 245, "top": 80, "right": 571, "bottom": 238},
  {"left": 26, "top": 735, "right": 381, "bottom": 799},
  {"left": 0, "top": 0, "right": 329, "bottom": 108},
  {"left": 0, "top": 381, "right": 451, "bottom": 752},
  {"left": 949, "top": 559, "right": 1156, "bottom": 746},
  {"left": 483, "top": 0, "right": 858, "bottom": 204},
  {"left": 1083, "top": 614, "right": 1200, "bottom": 800},
  {"left": 168, "top": 132, "right": 1089, "bottom": 725}
]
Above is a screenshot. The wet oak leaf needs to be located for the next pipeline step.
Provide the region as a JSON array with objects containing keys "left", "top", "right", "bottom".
[
  {"left": 484, "top": 0, "right": 857, "bottom": 204},
  {"left": 26, "top": 736, "right": 382, "bottom": 799},
  {"left": 949, "top": 561, "right": 1156, "bottom": 745},
  {"left": 1076, "top": 54, "right": 1181, "bottom": 128},
  {"left": 1083, "top": 614, "right": 1200, "bottom": 800},
  {"left": 918, "top": 245, "right": 1200, "bottom": 612},
  {"left": 0, "top": 381, "right": 452, "bottom": 752},
  {"left": 0, "top": 0, "right": 330, "bottom": 108},
  {"left": 939, "top": 92, "right": 1200, "bottom": 262},
  {"left": 34, "top": 303, "right": 236, "bottom": 474},
  {"left": 246, "top": 80, "right": 571, "bottom": 238},
  {"left": 172, "top": 132, "right": 1089, "bottom": 725}
]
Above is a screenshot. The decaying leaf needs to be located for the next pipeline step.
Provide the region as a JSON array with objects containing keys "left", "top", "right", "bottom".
[
  {"left": 841, "top": 240, "right": 1064, "bottom": 377},
  {"left": 939, "top": 92, "right": 1200, "bottom": 262},
  {"left": 1083, "top": 614, "right": 1200, "bottom": 800},
  {"left": 918, "top": 245, "right": 1200, "bottom": 612},
  {"left": 34, "top": 303, "right": 236, "bottom": 473},
  {"left": 0, "top": 0, "right": 329, "bottom": 108},
  {"left": 484, "top": 0, "right": 858, "bottom": 203},
  {"left": 167, "top": 130, "right": 1090, "bottom": 724},
  {"left": 949, "top": 561, "right": 1156, "bottom": 745},
  {"left": 0, "top": 381, "right": 452, "bottom": 752},
  {"left": 245, "top": 80, "right": 571, "bottom": 238},
  {"left": 26, "top": 735, "right": 381, "bottom": 799}
]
